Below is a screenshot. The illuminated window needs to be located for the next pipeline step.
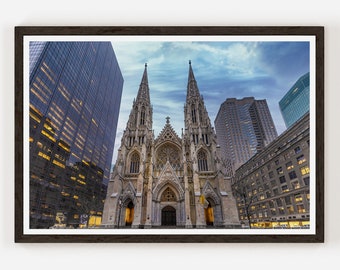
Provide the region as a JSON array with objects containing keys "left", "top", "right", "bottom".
[
  {"left": 287, "top": 206, "right": 294, "bottom": 214},
  {"left": 276, "top": 167, "right": 283, "bottom": 175},
  {"left": 286, "top": 161, "right": 294, "bottom": 170},
  {"left": 38, "top": 151, "right": 50, "bottom": 161},
  {"left": 300, "top": 165, "right": 310, "bottom": 175},
  {"left": 297, "top": 155, "right": 306, "bottom": 165},
  {"left": 297, "top": 205, "right": 306, "bottom": 213},
  {"left": 295, "top": 194, "right": 303, "bottom": 203},
  {"left": 281, "top": 185, "right": 289, "bottom": 192},
  {"left": 292, "top": 181, "right": 300, "bottom": 189}
]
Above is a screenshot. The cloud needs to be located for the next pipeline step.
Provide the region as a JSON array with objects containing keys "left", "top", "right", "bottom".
[{"left": 110, "top": 40, "right": 310, "bottom": 166}]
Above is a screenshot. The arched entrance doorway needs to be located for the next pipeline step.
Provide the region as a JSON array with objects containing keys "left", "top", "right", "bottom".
[
  {"left": 125, "top": 201, "right": 134, "bottom": 226},
  {"left": 204, "top": 201, "right": 214, "bottom": 226},
  {"left": 161, "top": 206, "right": 176, "bottom": 226}
]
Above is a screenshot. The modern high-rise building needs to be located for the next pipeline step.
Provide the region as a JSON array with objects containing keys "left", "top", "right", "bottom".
[
  {"left": 279, "top": 72, "right": 310, "bottom": 128},
  {"left": 214, "top": 97, "right": 278, "bottom": 176},
  {"left": 102, "top": 62, "right": 240, "bottom": 229},
  {"left": 29, "top": 41, "right": 123, "bottom": 228}
]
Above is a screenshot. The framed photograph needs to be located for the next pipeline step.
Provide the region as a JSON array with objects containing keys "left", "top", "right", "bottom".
[{"left": 15, "top": 26, "right": 324, "bottom": 243}]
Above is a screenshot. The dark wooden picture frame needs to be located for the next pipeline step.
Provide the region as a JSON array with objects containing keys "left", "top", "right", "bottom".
[{"left": 15, "top": 26, "right": 324, "bottom": 243}]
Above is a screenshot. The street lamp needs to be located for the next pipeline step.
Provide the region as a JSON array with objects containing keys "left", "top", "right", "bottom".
[{"left": 117, "top": 198, "right": 122, "bottom": 229}]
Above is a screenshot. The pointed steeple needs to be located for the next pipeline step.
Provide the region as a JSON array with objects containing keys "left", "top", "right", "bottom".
[
  {"left": 136, "top": 63, "right": 150, "bottom": 104},
  {"left": 125, "top": 63, "right": 153, "bottom": 131},
  {"left": 187, "top": 60, "right": 200, "bottom": 101}
]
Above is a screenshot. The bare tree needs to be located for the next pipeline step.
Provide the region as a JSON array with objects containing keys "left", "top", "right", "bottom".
[{"left": 233, "top": 186, "right": 255, "bottom": 229}]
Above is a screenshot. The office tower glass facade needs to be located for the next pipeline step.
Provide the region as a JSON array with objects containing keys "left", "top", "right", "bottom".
[
  {"left": 29, "top": 42, "right": 123, "bottom": 228},
  {"left": 214, "top": 97, "right": 278, "bottom": 176},
  {"left": 279, "top": 72, "right": 310, "bottom": 128}
]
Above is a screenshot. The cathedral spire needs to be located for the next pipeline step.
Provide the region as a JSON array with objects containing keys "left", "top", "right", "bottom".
[
  {"left": 136, "top": 63, "right": 150, "bottom": 104},
  {"left": 187, "top": 60, "right": 200, "bottom": 101}
]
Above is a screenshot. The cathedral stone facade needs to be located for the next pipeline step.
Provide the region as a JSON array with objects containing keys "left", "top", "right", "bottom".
[{"left": 101, "top": 62, "right": 240, "bottom": 228}]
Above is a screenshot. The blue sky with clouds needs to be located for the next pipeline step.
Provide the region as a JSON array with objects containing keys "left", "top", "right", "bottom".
[{"left": 110, "top": 40, "right": 310, "bottom": 164}]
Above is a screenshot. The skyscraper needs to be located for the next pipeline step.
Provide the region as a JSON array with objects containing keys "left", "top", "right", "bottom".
[
  {"left": 102, "top": 62, "right": 240, "bottom": 229},
  {"left": 214, "top": 97, "right": 278, "bottom": 176},
  {"left": 279, "top": 72, "right": 310, "bottom": 128},
  {"left": 29, "top": 41, "right": 123, "bottom": 228}
]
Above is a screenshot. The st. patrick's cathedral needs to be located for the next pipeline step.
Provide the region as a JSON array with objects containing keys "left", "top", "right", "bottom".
[{"left": 101, "top": 62, "right": 240, "bottom": 228}]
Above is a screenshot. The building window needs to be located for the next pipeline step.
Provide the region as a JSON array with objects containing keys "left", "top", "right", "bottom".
[
  {"left": 284, "top": 196, "right": 292, "bottom": 205},
  {"left": 296, "top": 155, "right": 306, "bottom": 165},
  {"left": 202, "top": 134, "right": 209, "bottom": 144},
  {"left": 138, "top": 136, "right": 144, "bottom": 145},
  {"left": 128, "top": 136, "right": 134, "bottom": 147},
  {"left": 279, "top": 175, "right": 286, "bottom": 184},
  {"left": 294, "top": 194, "right": 303, "bottom": 203},
  {"left": 270, "top": 179, "right": 277, "bottom": 187},
  {"left": 291, "top": 181, "right": 300, "bottom": 189},
  {"left": 279, "top": 207, "right": 285, "bottom": 215},
  {"left": 140, "top": 107, "right": 146, "bottom": 125},
  {"left": 191, "top": 104, "right": 196, "bottom": 123},
  {"left": 197, "top": 150, "right": 208, "bottom": 171},
  {"left": 300, "top": 165, "right": 310, "bottom": 176},
  {"left": 192, "top": 134, "right": 199, "bottom": 144},
  {"left": 287, "top": 205, "right": 294, "bottom": 214},
  {"left": 289, "top": 171, "right": 297, "bottom": 180},
  {"left": 297, "top": 204, "right": 306, "bottom": 213},
  {"left": 198, "top": 104, "right": 203, "bottom": 123},
  {"left": 294, "top": 146, "right": 302, "bottom": 154},
  {"left": 276, "top": 167, "right": 283, "bottom": 175},
  {"left": 303, "top": 176, "right": 310, "bottom": 186},
  {"left": 281, "top": 185, "right": 289, "bottom": 192},
  {"left": 130, "top": 152, "right": 140, "bottom": 174},
  {"left": 276, "top": 198, "right": 283, "bottom": 207},
  {"left": 286, "top": 161, "right": 294, "bottom": 170}
]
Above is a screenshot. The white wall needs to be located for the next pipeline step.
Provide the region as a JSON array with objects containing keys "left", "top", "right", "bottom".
[{"left": 1, "top": 1, "right": 339, "bottom": 269}]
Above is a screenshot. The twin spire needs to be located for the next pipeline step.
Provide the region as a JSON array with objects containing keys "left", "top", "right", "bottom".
[{"left": 135, "top": 61, "right": 200, "bottom": 105}]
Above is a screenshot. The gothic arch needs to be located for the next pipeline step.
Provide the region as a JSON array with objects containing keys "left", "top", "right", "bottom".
[
  {"left": 153, "top": 180, "right": 184, "bottom": 201},
  {"left": 197, "top": 148, "right": 209, "bottom": 171},
  {"left": 128, "top": 151, "right": 140, "bottom": 174},
  {"left": 202, "top": 181, "right": 221, "bottom": 206}
]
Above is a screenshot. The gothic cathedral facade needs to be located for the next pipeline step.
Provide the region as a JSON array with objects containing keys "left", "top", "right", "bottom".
[{"left": 102, "top": 62, "right": 240, "bottom": 228}]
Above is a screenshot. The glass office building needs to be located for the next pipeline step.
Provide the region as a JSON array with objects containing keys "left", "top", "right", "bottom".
[
  {"left": 279, "top": 72, "right": 310, "bottom": 128},
  {"left": 214, "top": 97, "right": 278, "bottom": 176},
  {"left": 29, "top": 42, "right": 123, "bottom": 228}
]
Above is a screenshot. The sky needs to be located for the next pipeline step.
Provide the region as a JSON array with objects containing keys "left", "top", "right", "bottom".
[{"left": 110, "top": 39, "right": 311, "bottom": 166}]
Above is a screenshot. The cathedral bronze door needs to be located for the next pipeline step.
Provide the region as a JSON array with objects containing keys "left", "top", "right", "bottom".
[
  {"left": 161, "top": 206, "right": 176, "bottom": 226},
  {"left": 204, "top": 202, "right": 214, "bottom": 226},
  {"left": 125, "top": 201, "right": 134, "bottom": 226}
]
